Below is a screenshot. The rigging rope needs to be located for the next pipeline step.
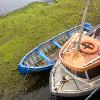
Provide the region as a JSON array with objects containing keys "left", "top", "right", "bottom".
[{"left": 76, "top": 1, "right": 85, "bottom": 26}]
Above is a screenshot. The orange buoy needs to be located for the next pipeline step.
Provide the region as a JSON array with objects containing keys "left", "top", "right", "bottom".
[{"left": 80, "top": 38, "right": 98, "bottom": 54}]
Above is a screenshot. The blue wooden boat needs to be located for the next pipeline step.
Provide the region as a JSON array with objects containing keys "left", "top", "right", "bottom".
[{"left": 18, "top": 23, "right": 92, "bottom": 74}]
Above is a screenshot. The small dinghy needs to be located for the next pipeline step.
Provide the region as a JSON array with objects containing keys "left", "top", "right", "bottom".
[
  {"left": 18, "top": 23, "right": 92, "bottom": 74},
  {"left": 50, "top": 25, "right": 100, "bottom": 97}
]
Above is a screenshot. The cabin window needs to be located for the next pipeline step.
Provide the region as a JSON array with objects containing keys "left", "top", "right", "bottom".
[
  {"left": 65, "top": 66, "right": 87, "bottom": 79},
  {"left": 87, "top": 66, "right": 100, "bottom": 79},
  {"left": 66, "top": 66, "right": 75, "bottom": 75},
  {"left": 76, "top": 71, "right": 87, "bottom": 79}
]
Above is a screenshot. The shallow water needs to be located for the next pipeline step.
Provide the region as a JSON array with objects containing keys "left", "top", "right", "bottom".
[{"left": 0, "top": 0, "right": 53, "bottom": 15}]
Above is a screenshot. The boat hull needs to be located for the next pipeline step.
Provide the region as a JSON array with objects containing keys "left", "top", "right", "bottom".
[{"left": 18, "top": 64, "right": 53, "bottom": 74}]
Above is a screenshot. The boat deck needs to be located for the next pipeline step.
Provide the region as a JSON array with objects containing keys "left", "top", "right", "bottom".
[
  {"left": 53, "top": 62, "right": 90, "bottom": 91},
  {"left": 50, "top": 60, "right": 100, "bottom": 97}
]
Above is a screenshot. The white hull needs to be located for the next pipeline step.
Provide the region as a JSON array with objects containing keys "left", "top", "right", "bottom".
[{"left": 49, "top": 60, "right": 100, "bottom": 97}]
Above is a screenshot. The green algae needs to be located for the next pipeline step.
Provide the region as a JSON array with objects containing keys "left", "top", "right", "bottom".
[{"left": 0, "top": 0, "right": 100, "bottom": 99}]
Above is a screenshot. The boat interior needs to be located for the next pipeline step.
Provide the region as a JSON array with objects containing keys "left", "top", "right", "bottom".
[{"left": 22, "top": 27, "right": 81, "bottom": 67}]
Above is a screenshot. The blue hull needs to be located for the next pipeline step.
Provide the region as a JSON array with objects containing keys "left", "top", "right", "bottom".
[{"left": 18, "top": 64, "right": 53, "bottom": 74}]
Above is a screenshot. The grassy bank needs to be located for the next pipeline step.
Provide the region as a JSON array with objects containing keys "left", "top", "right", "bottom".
[{"left": 0, "top": 0, "right": 100, "bottom": 99}]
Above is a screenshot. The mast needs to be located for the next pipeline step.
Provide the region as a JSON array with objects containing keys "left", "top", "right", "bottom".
[{"left": 77, "top": 0, "right": 90, "bottom": 51}]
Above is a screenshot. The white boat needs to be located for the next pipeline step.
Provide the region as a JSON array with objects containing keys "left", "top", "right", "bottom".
[{"left": 49, "top": 25, "right": 100, "bottom": 97}]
